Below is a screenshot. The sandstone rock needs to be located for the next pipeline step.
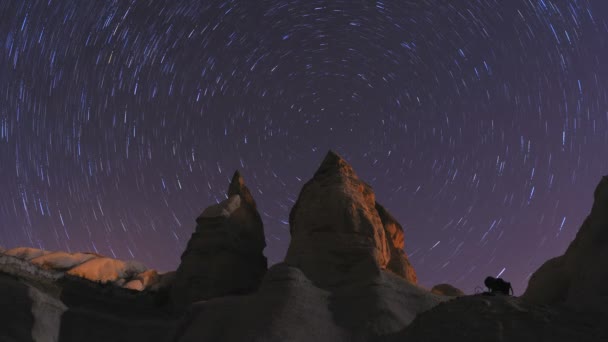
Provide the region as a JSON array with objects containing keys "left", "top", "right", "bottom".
[
  {"left": 285, "top": 151, "right": 391, "bottom": 288},
  {"left": 170, "top": 170, "right": 267, "bottom": 311},
  {"left": 430, "top": 284, "right": 465, "bottom": 297},
  {"left": 5, "top": 247, "right": 50, "bottom": 260},
  {"left": 30, "top": 251, "right": 97, "bottom": 270},
  {"left": 375, "top": 202, "right": 417, "bottom": 283},
  {"left": 523, "top": 176, "right": 608, "bottom": 312},
  {"left": 67, "top": 257, "right": 147, "bottom": 284}
]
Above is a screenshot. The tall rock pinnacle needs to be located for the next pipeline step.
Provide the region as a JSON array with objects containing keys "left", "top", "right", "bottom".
[
  {"left": 523, "top": 176, "right": 608, "bottom": 312},
  {"left": 170, "top": 171, "right": 267, "bottom": 311},
  {"left": 286, "top": 150, "right": 409, "bottom": 287}
]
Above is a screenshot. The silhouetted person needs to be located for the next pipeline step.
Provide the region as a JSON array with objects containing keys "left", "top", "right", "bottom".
[{"left": 484, "top": 276, "right": 514, "bottom": 295}]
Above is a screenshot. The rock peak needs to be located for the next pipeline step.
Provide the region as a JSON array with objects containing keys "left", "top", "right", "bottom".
[
  {"left": 313, "top": 150, "right": 357, "bottom": 180},
  {"left": 228, "top": 170, "right": 257, "bottom": 209}
]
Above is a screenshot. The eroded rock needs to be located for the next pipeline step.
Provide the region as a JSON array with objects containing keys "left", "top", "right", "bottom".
[
  {"left": 285, "top": 151, "right": 391, "bottom": 288},
  {"left": 170, "top": 170, "right": 267, "bottom": 311}
]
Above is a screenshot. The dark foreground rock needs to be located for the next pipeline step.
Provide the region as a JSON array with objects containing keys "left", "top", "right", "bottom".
[
  {"left": 398, "top": 294, "right": 608, "bottom": 342},
  {"left": 174, "top": 263, "right": 443, "bottom": 342}
]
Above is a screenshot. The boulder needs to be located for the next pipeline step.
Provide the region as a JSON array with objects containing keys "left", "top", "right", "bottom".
[
  {"left": 170, "top": 170, "right": 267, "bottom": 311},
  {"left": 523, "top": 176, "right": 608, "bottom": 312},
  {"left": 430, "top": 284, "right": 465, "bottom": 297},
  {"left": 285, "top": 151, "right": 391, "bottom": 288}
]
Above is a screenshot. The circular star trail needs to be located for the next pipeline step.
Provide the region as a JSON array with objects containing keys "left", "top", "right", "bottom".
[{"left": 1, "top": 0, "right": 607, "bottom": 293}]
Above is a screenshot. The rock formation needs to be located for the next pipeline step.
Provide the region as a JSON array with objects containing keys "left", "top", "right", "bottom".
[
  {"left": 174, "top": 151, "right": 444, "bottom": 342},
  {"left": 285, "top": 151, "right": 391, "bottom": 287},
  {"left": 430, "top": 283, "right": 465, "bottom": 297},
  {"left": 523, "top": 176, "right": 608, "bottom": 312},
  {"left": 170, "top": 170, "right": 268, "bottom": 311}
]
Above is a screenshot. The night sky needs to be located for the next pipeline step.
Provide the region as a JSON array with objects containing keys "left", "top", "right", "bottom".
[{"left": 1, "top": 0, "right": 607, "bottom": 294}]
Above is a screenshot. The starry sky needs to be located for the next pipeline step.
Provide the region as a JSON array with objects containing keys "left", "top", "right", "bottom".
[{"left": 1, "top": 0, "right": 607, "bottom": 294}]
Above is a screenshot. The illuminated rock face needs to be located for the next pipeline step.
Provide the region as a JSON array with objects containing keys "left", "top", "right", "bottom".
[
  {"left": 523, "top": 176, "right": 608, "bottom": 313},
  {"left": 375, "top": 202, "right": 418, "bottom": 284},
  {"left": 170, "top": 171, "right": 267, "bottom": 311},
  {"left": 285, "top": 151, "right": 392, "bottom": 288}
]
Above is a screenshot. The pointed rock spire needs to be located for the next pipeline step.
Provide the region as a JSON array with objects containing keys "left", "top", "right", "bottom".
[
  {"left": 523, "top": 176, "right": 608, "bottom": 312},
  {"left": 228, "top": 170, "right": 257, "bottom": 209},
  {"left": 285, "top": 151, "right": 392, "bottom": 287},
  {"left": 171, "top": 171, "right": 267, "bottom": 311}
]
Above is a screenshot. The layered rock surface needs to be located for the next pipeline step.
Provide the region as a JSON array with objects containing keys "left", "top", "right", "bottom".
[
  {"left": 0, "top": 250, "right": 176, "bottom": 342},
  {"left": 170, "top": 170, "right": 268, "bottom": 311},
  {"left": 175, "top": 151, "right": 444, "bottom": 342},
  {"left": 1, "top": 248, "right": 169, "bottom": 291},
  {"left": 523, "top": 176, "right": 608, "bottom": 312}
]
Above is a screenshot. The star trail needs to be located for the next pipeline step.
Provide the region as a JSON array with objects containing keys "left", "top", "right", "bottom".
[{"left": 1, "top": 0, "right": 607, "bottom": 293}]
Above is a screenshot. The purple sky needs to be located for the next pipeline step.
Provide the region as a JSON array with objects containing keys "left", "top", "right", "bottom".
[{"left": 1, "top": 0, "right": 607, "bottom": 294}]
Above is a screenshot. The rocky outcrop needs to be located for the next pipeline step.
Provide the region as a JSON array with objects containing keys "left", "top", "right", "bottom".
[
  {"left": 1, "top": 248, "right": 168, "bottom": 292},
  {"left": 430, "top": 284, "right": 465, "bottom": 297},
  {"left": 170, "top": 170, "right": 268, "bottom": 311},
  {"left": 285, "top": 151, "right": 392, "bottom": 288},
  {"left": 174, "top": 151, "right": 445, "bottom": 341},
  {"left": 523, "top": 176, "right": 608, "bottom": 312}
]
